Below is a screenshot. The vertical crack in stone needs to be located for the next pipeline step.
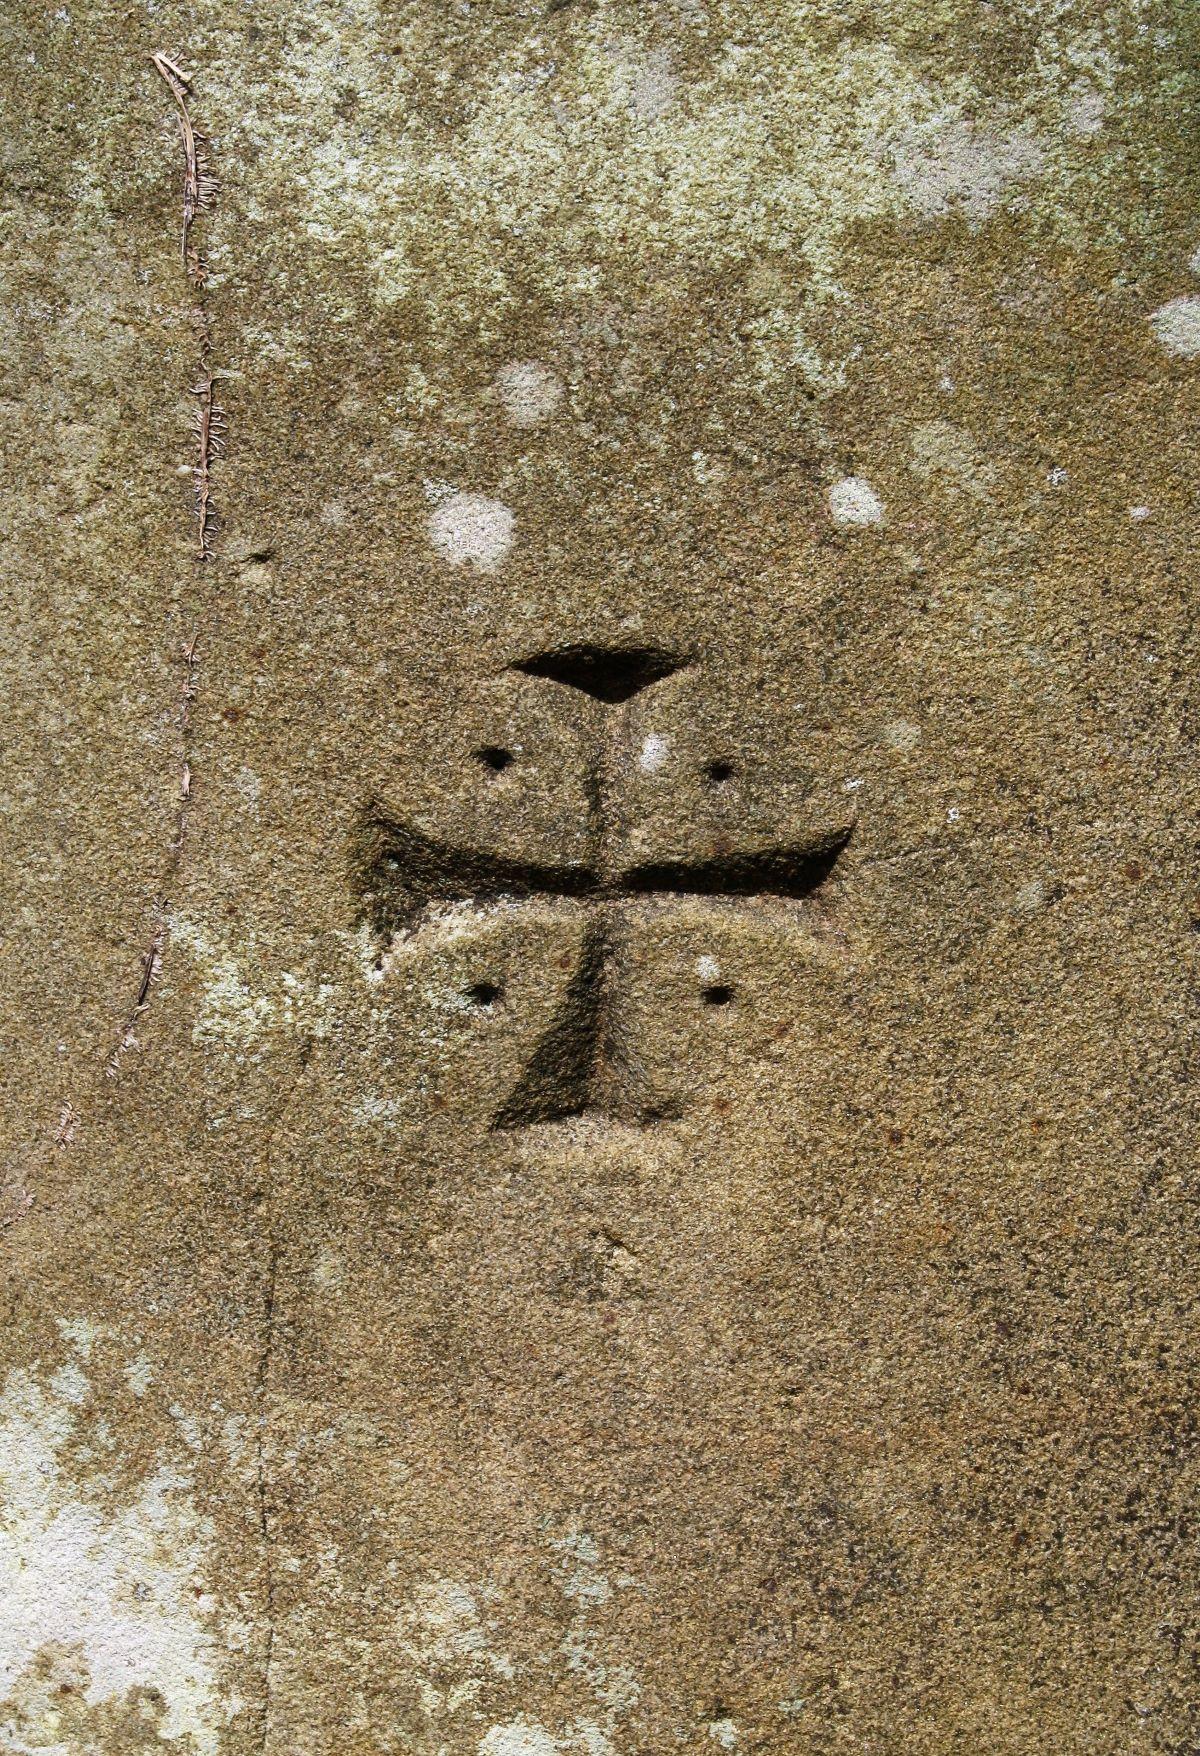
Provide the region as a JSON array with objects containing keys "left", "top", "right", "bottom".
[
  {"left": 255, "top": 1233, "right": 279, "bottom": 1756},
  {"left": 102, "top": 57, "right": 222, "bottom": 1088}
]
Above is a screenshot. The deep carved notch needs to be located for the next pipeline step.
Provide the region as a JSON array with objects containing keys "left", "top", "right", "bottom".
[{"left": 511, "top": 643, "right": 688, "bottom": 704}]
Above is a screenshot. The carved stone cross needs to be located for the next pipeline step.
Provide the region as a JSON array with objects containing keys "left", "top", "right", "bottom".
[{"left": 364, "top": 646, "right": 848, "bottom": 1129}]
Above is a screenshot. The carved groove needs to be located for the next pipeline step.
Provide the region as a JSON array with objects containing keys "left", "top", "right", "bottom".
[
  {"left": 621, "top": 834, "right": 849, "bottom": 899},
  {"left": 490, "top": 916, "right": 681, "bottom": 1132},
  {"left": 491, "top": 920, "right": 605, "bottom": 1129},
  {"left": 358, "top": 810, "right": 849, "bottom": 1129},
  {"left": 360, "top": 815, "right": 849, "bottom": 935},
  {"left": 357, "top": 816, "right": 595, "bottom": 935}
]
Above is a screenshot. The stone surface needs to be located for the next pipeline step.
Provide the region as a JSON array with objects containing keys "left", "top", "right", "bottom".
[{"left": 1, "top": 1, "right": 1198, "bottom": 1751}]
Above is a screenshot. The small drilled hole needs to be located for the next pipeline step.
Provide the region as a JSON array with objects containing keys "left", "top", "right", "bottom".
[
  {"left": 705, "top": 759, "right": 734, "bottom": 783},
  {"left": 465, "top": 981, "right": 502, "bottom": 1008},
  {"left": 475, "top": 746, "right": 514, "bottom": 773},
  {"left": 702, "top": 984, "right": 734, "bottom": 1006}
]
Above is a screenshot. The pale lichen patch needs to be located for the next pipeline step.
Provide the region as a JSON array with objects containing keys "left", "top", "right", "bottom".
[
  {"left": 881, "top": 720, "right": 922, "bottom": 751},
  {"left": 398, "top": 1577, "right": 516, "bottom": 1730},
  {"left": 428, "top": 492, "right": 515, "bottom": 571},
  {"left": 55, "top": 1316, "right": 101, "bottom": 1359},
  {"left": 124, "top": 1354, "right": 154, "bottom": 1398},
  {"left": 172, "top": 918, "right": 277, "bottom": 1050},
  {"left": 0, "top": 1353, "right": 231, "bottom": 1754},
  {"left": 707, "top": 1717, "right": 740, "bottom": 1749},
  {"left": 881, "top": 112, "right": 1046, "bottom": 221},
  {"left": 1149, "top": 295, "right": 1200, "bottom": 358},
  {"left": 172, "top": 918, "right": 334, "bottom": 1050},
  {"left": 219, "top": 0, "right": 1149, "bottom": 385},
  {"left": 479, "top": 1722, "right": 560, "bottom": 1756},
  {"left": 495, "top": 361, "right": 564, "bottom": 429},
  {"left": 638, "top": 732, "right": 670, "bottom": 773},
  {"left": 549, "top": 1526, "right": 612, "bottom": 1605},
  {"left": 828, "top": 476, "right": 884, "bottom": 527},
  {"left": 908, "top": 420, "right": 995, "bottom": 498}
]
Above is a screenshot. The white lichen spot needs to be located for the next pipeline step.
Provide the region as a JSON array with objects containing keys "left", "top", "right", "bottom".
[
  {"left": 883, "top": 112, "right": 1046, "bottom": 222},
  {"left": 638, "top": 733, "right": 670, "bottom": 774},
  {"left": 1066, "top": 81, "right": 1106, "bottom": 137},
  {"left": 1149, "top": 296, "right": 1200, "bottom": 358},
  {"left": 881, "top": 720, "right": 921, "bottom": 751},
  {"left": 429, "top": 492, "right": 514, "bottom": 571},
  {"left": 55, "top": 1317, "right": 100, "bottom": 1360},
  {"left": 495, "top": 360, "right": 564, "bottom": 428},
  {"left": 550, "top": 1527, "right": 612, "bottom": 1605},
  {"left": 691, "top": 450, "right": 731, "bottom": 489},
  {"left": 0, "top": 1358, "right": 229, "bottom": 1752},
  {"left": 234, "top": 766, "right": 261, "bottom": 809},
  {"left": 123, "top": 1354, "right": 153, "bottom": 1398},
  {"left": 1128, "top": 504, "right": 1152, "bottom": 521},
  {"left": 350, "top": 1092, "right": 410, "bottom": 1128},
  {"left": 696, "top": 954, "right": 721, "bottom": 983},
  {"left": 828, "top": 476, "right": 883, "bottom": 527},
  {"left": 403, "top": 1579, "right": 493, "bottom": 1664},
  {"left": 1189, "top": 243, "right": 1200, "bottom": 276},
  {"left": 48, "top": 1361, "right": 89, "bottom": 1407},
  {"left": 219, "top": 1414, "right": 255, "bottom": 1483},
  {"left": 708, "top": 1719, "right": 739, "bottom": 1750},
  {"left": 479, "top": 1722, "right": 561, "bottom": 1756},
  {"left": 312, "top": 1245, "right": 346, "bottom": 1290}
]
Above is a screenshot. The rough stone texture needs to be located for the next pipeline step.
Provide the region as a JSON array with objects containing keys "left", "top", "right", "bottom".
[{"left": 1, "top": 1, "right": 1198, "bottom": 1751}]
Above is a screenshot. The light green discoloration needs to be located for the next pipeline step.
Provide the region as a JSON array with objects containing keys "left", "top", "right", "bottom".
[
  {"left": 171, "top": 917, "right": 335, "bottom": 1050},
  {"left": 213, "top": 0, "right": 1174, "bottom": 384}
]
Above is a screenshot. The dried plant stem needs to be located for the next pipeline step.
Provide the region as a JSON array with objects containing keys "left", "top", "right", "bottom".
[
  {"left": 192, "top": 359, "right": 225, "bottom": 562},
  {"left": 151, "top": 52, "right": 217, "bottom": 283},
  {"left": 153, "top": 51, "right": 223, "bottom": 562}
]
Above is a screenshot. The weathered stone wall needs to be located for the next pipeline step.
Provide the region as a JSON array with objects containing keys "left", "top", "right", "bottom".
[{"left": 1, "top": 1, "right": 1197, "bottom": 1750}]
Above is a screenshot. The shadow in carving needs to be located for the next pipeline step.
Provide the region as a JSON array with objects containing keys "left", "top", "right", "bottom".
[
  {"left": 358, "top": 810, "right": 849, "bottom": 1129},
  {"left": 510, "top": 643, "right": 689, "bottom": 703},
  {"left": 490, "top": 915, "right": 681, "bottom": 1131},
  {"left": 357, "top": 816, "right": 596, "bottom": 937},
  {"left": 623, "top": 837, "right": 847, "bottom": 898},
  {"left": 492, "top": 919, "right": 604, "bottom": 1129}
]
